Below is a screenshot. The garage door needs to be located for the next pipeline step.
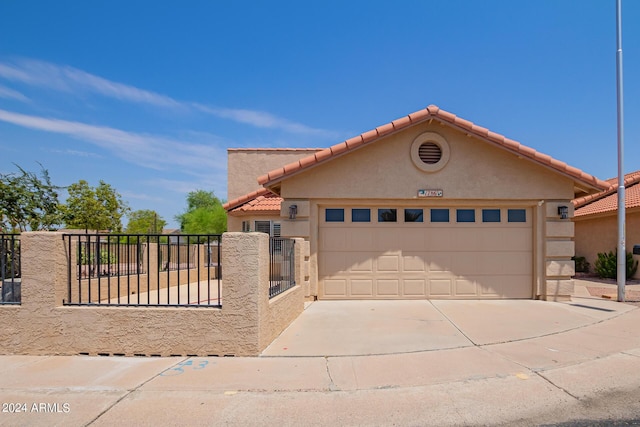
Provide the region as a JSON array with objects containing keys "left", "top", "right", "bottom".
[{"left": 318, "top": 207, "right": 532, "bottom": 299}]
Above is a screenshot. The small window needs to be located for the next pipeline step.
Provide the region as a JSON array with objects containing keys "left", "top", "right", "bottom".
[
  {"left": 352, "top": 208, "right": 371, "bottom": 222},
  {"left": 242, "top": 221, "right": 251, "bottom": 232},
  {"left": 326, "top": 208, "right": 344, "bottom": 222},
  {"left": 378, "top": 209, "right": 397, "bottom": 222},
  {"left": 404, "top": 209, "right": 424, "bottom": 222},
  {"left": 457, "top": 209, "right": 475, "bottom": 223},
  {"left": 482, "top": 209, "right": 501, "bottom": 223},
  {"left": 508, "top": 209, "right": 527, "bottom": 223},
  {"left": 431, "top": 209, "right": 449, "bottom": 223},
  {"left": 255, "top": 220, "right": 271, "bottom": 234},
  {"left": 254, "top": 221, "right": 281, "bottom": 237}
]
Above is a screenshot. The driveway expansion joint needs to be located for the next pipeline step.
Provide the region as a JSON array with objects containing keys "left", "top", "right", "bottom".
[
  {"left": 534, "top": 371, "right": 580, "bottom": 401},
  {"left": 85, "top": 356, "right": 190, "bottom": 426},
  {"left": 324, "top": 356, "right": 339, "bottom": 391}
]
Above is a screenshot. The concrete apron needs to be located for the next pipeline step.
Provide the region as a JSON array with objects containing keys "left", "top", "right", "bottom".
[{"left": 261, "top": 296, "right": 635, "bottom": 357}]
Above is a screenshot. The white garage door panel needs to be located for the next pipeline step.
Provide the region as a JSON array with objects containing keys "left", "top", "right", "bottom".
[
  {"left": 429, "top": 279, "right": 454, "bottom": 296},
  {"left": 351, "top": 280, "right": 373, "bottom": 296},
  {"left": 404, "top": 279, "right": 426, "bottom": 295},
  {"left": 321, "top": 229, "right": 347, "bottom": 251},
  {"left": 319, "top": 208, "right": 533, "bottom": 299},
  {"left": 349, "top": 229, "right": 374, "bottom": 250},
  {"left": 402, "top": 254, "right": 428, "bottom": 272},
  {"left": 324, "top": 279, "right": 347, "bottom": 296}
]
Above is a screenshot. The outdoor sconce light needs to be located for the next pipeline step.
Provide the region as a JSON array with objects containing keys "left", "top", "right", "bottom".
[
  {"left": 558, "top": 205, "right": 569, "bottom": 220},
  {"left": 289, "top": 204, "right": 298, "bottom": 220}
]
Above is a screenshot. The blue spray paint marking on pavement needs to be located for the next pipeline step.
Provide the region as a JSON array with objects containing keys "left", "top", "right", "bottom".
[{"left": 160, "top": 359, "right": 210, "bottom": 376}]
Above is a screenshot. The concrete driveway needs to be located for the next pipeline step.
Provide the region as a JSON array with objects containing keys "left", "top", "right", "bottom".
[{"left": 262, "top": 294, "right": 635, "bottom": 356}]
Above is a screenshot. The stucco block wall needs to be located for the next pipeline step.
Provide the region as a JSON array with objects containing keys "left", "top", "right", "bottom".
[
  {"left": 228, "top": 149, "right": 322, "bottom": 201},
  {"left": 545, "top": 241, "right": 575, "bottom": 258},
  {"left": 281, "top": 200, "right": 310, "bottom": 219},
  {"left": 299, "top": 239, "right": 312, "bottom": 298},
  {"left": 281, "top": 219, "right": 310, "bottom": 238},
  {"left": 574, "top": 210, "right": 640, "bottom": 279},
  {"left": 0, "top": 232, "right": 304, "bottom": 357},
  {"left": 546, "top": 221, "right": 575, "bottom": 238},
  {"left": 543, "top": 202, "right": 576, "bottom": 301}
]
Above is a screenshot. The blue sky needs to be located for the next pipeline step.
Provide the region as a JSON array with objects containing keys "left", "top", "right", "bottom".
[{"left": 1, "top": 1, "right": 639, "bottom": 229}]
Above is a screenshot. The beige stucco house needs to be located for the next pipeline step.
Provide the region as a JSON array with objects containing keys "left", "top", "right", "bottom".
[
  {"left": 573, "top": 170, "right": 640, "bottom": 279},
  {"left": 225, "top": 105, "right": 608, "bottom": 301}
]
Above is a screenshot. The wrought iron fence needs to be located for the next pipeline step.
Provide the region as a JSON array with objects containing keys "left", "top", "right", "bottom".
[
  {"left": 63, "top": 234, "right": 221, "bottom": 307},
  {"left": 1, "top": 234, "right": 20, "bottom": 304},
  {"left": 269, "top": 238, "right": 295, "bottom": 299}
]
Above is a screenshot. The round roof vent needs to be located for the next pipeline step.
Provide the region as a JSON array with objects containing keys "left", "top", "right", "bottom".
[
  {"left": 418, "top": 142, "right": 442, "bottom": 164},
  {"left": 410, "top": 132, "right": 450, "bottom": 173}
]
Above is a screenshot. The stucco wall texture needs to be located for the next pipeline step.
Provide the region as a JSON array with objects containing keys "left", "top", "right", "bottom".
[
  {"left": 574, "top": 211, "right": 640, "bottom": 279},
  {"left": 227, "top": 149, "right": 322, "bottom": 201},
  {"left": 0, "top": 232, "right": 304, "bottom": 357}
]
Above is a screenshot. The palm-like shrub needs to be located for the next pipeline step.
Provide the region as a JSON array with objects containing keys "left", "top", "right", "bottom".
[{"left": 595, "top": 250, "right": 638, "bottom": 279}]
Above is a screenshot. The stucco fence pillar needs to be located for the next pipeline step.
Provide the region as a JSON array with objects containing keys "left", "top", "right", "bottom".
[
  {"left": 0, "top": 232, "right": 304, "bottom": 356},
  {"left": 543, "top": 202, "right": 576, "bottom": 301}
]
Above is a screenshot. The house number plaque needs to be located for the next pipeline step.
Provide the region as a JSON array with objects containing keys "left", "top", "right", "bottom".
[{"left": 418, "top": 189, "right": 443, "bottom": 198}]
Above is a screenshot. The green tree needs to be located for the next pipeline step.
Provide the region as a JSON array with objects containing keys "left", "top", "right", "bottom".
[
  {"left": 176, "top": 190, "right": 227, "bottom": 235},
  {"left": 0, "top": 164, "right": 62, "bottom": 232},
  {"left": 125, "top": 210, "right": 167, "bottom": 234},
  {"left": 62, "top": 180, "right": 129, "bottom": 232}
]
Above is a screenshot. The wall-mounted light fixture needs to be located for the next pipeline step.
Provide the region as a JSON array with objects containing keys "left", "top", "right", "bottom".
[
  {"left": 289, "top": 204, "right": 298, "bottom": 220},
  {"left": 558, "top": 205, "right": 569, "bottom": 220}
]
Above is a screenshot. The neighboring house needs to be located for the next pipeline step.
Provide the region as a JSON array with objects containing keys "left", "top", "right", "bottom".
[
  {"left": 225, "top": 105, "right": 608, "bottom": 301},
  {"left": 573, "top": 170, "right": 640, "bottom": 279}
]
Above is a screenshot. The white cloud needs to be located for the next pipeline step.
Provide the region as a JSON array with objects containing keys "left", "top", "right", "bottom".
[
  {"left": 0, "top": 58, "right": 333, "bottom": 135},
  {"left": 0, "top": 59, "right": 181, "bottom": 109},
  {"left": 48, "top": 148, "right": 102, "bottom": 158},
  {"left": 0, "top": 84, "right": 29, "bottom": 102},
  {"left": 62, "top": 66, "right": 183, "bottom": 109},
  {"left": 0, "top": 108, "right": 225, "bottom": 175},
  {"left": 192, "top": 103, "right": 333, "bottom": 136}
]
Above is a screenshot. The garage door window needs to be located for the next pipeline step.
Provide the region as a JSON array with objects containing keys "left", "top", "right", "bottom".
[
  {"left": 508, "top": 209, "right": 527, "bottom": 222},
  {"left": 352, "top": 208, "right": 371, "bottom": 222},
  {"left": 430, "top": 209, "right": 449, "bottom": 223},
  {"left": 378, "top": 209, "right": 397, "bottom": 222},
  {"left": 404, "top": 209, "right": 424, "bottom": 222},
  {"left": 456, "top": 209, "right": 475, "bottom": 223},
  {"left": 482, "top": 209, "right": 501, "bottom": 222},
  {"left": 326, "top": 209, "right": 344, "bottom": 222}
]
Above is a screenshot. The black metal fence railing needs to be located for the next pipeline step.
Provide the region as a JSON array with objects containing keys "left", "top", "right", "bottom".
[
  {"left": 63, "top": 234, "right": 221, "bottom": 307},
  {"left": 1, "top": 234, "right": 21, "bottom": 304},
  {"left": 269, "top": 238, "right": 295, "bottom": 299}
]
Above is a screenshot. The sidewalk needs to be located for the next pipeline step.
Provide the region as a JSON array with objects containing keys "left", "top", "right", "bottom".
[{"left": 2, "top": 281, "right": 640, "bottom": 426}]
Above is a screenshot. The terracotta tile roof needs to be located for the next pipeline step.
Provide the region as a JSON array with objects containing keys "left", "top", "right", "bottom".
[
  {"left": 223, "top": 188, "right": 282, "bottom": 213},
  {"left": 227, "top": 148, "right": 323, "bottom": 152},
  {"left": 573, "top": 171, "right": 640, "bottom": 217},
  {"left": 257, "top": 105, "right": 609, "bottom": 192}
]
